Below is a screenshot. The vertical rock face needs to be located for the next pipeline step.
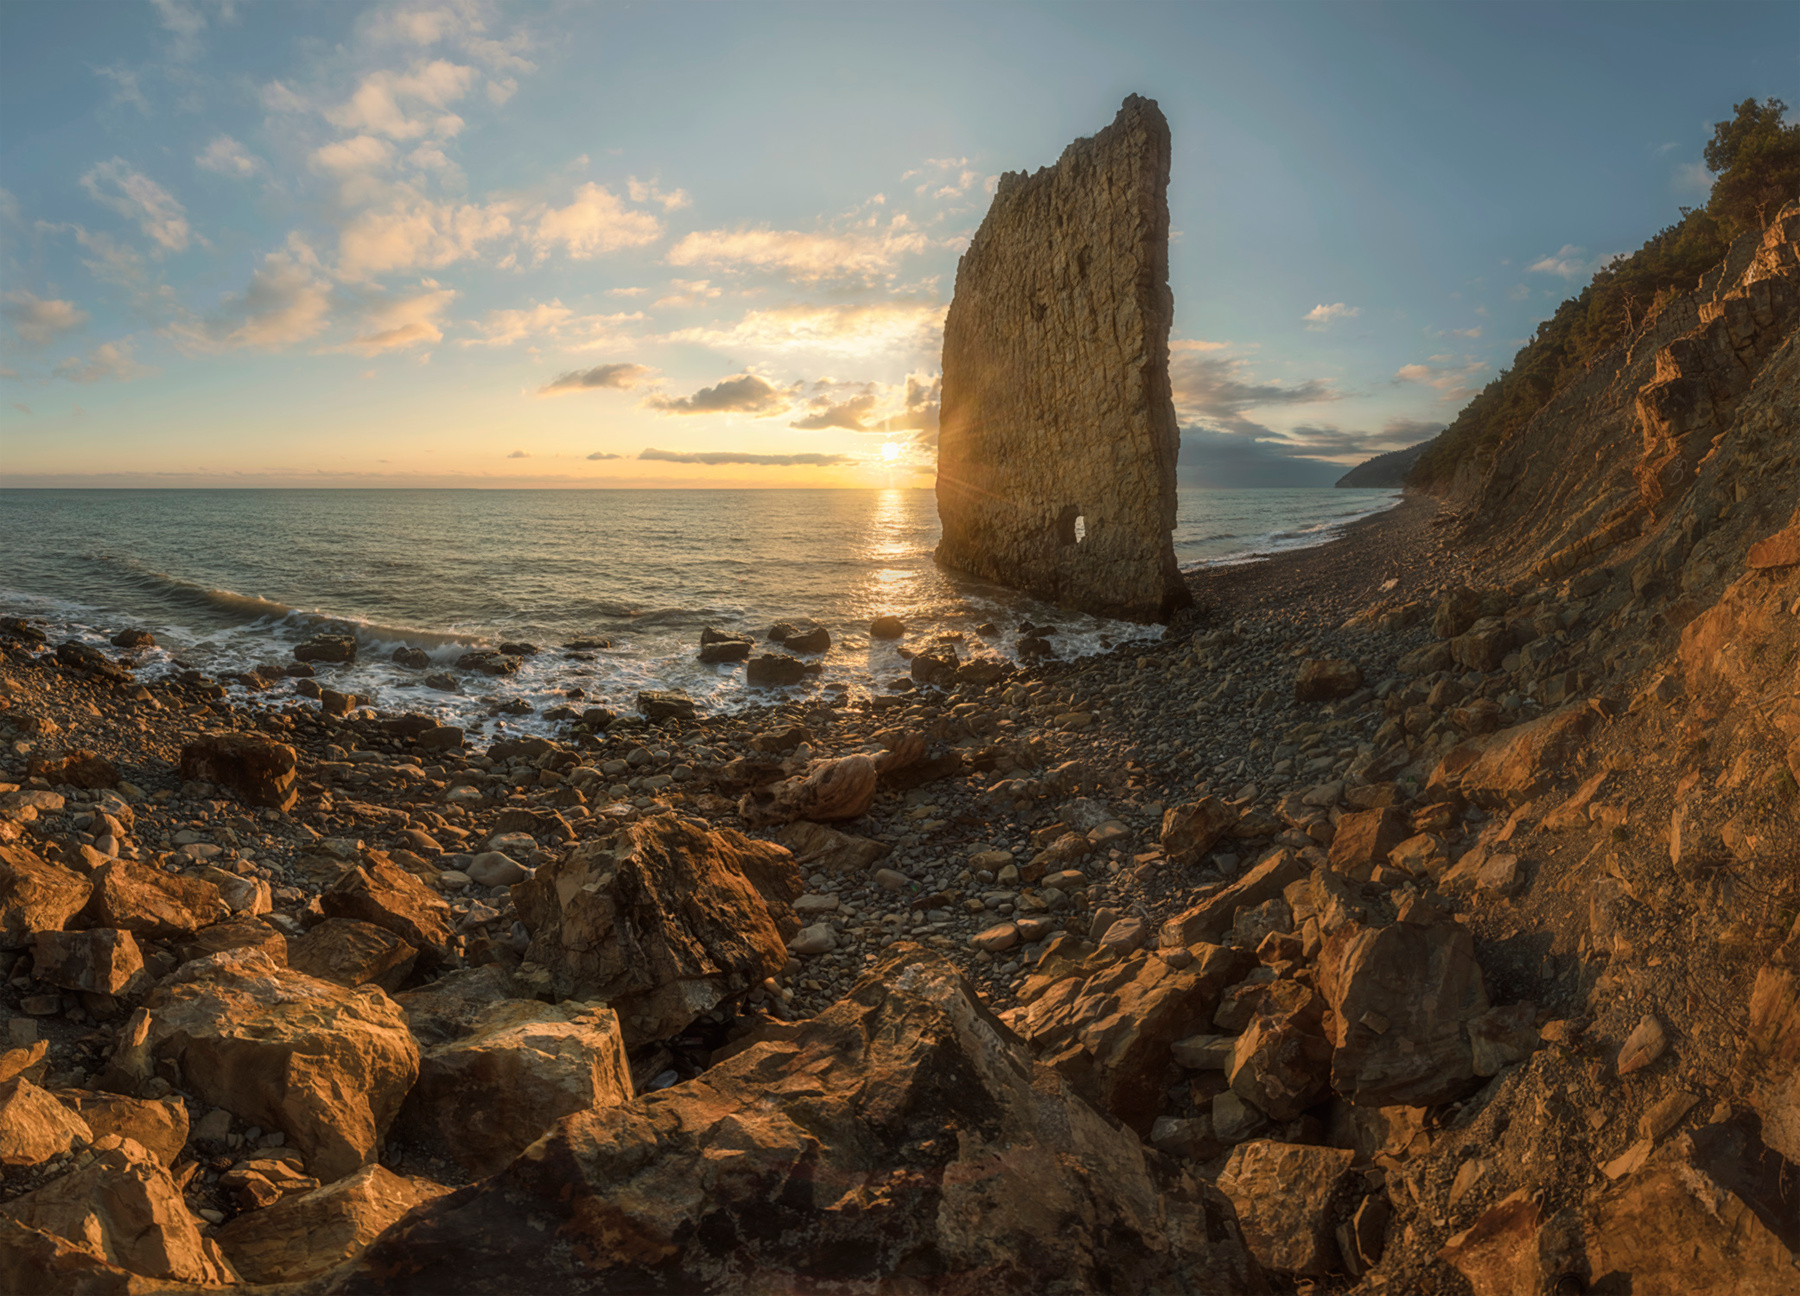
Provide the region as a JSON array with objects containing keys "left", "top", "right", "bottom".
[{"left": 935, "top": 94, "right": 1190, "bottom": 623}]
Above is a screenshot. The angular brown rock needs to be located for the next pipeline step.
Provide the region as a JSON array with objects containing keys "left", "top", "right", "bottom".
[
  {"left": 1217, "top": 1140, "right": 1355, "bottom": 1276},
  {"left": 737, "top": 754, "right": 877, "bottom": 827},
  {"left": 1008, "top": 943, "right": 1257, "bottom": 1134},
  {"left": 1328, "top": 807, "right": 1410, "bottom": 882},
  {"left": 1160, "top": 796, "right": 1238, "bottom": 866},
  {"left": 1430, "top": 705, "right": 1594, "bottom": 808},
  {"left": 177, "top": 731, "right": 299, "bottom": 811},
  {"left": 214, "top": 1163, "right": 448, "bottom": 1284},
  {"left": 32, "top": 928, "right": 144, "bottom": 996},
  {"left": 87, "top": 858, "right": 228, "bottom": 939},
  {"left": 54, "top": 1091, "right": 187, "bottom": 1167},
  {"left": 1159, "top": 849, "right": 1307, "bottom": 948},
  {"left": 770, "top": 819, "right": 891, "bottom": 873},
  {"left": 25, "top": 748, "right": 120, "bottom": 789},
  {"left": 131, "top": 948, "right": 418, "bottom": 1181},
  {"left": 0, "top": 844, "right": 91, "bottom": 950},
  {"left": 934, "top": 95, "right": 1189, "bottom": 623},
  {"left": 330, "top": 950, "right": 1261, "bottom": 1295},
  {"left": 1295, "top": 658, "right": 1363, "bottom": 703},
  {"left": 320, "top": 855, "right": 454, "bottom": 968},
  {"left": 512, "top": 815, "right": 801, "bottom": 1045},
  {"left": 287, "top": 917, "right": 419, "bottom": 992},
  {"left": 0, "top": 1077, "right": 92, "bottom": 1167},
  {"left": 1227, "top": 979, "right": 1333, "bottom": 1121},
  {"left": 397, "top": 999, "right": 633, "bottom": 1177},
  {"left": 1318, "top": 919, "right": 1490, "bottom": 1107},
  {"left": 0, "top": 1134, "right": 237, "bottom": 1284}
]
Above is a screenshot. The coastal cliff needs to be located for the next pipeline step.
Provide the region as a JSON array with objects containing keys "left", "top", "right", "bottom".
[{"left": 2, "top": 176, "right": 1799, "bottom": 1296}]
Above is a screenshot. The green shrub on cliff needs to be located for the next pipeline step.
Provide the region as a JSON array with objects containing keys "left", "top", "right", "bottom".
[{"left": 1409, "top": 98, "right": 1799, "bottom": 491}]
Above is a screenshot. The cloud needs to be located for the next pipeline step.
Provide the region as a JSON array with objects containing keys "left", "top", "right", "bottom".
[
  {"left": 539, "top": 362, "right": 654, "bottom": 395},
  {"left": 1673, "top": 161, "right": 1714, "bottom": 197},
  {"left": 311, "top": 134, "right": 395, "bottom": 176},
  {"left": 639, "top": 448, "right": 852, "bottom": 467},
  {"left": 81, "top": 159, "right": 191, "bottom": 252},
  {"left": 3, "top": 292, "right": 89, "bottom": 344},
  {"left": 586, "top": 450, "right": 622, "bottom": 460},
  {"left": 667, "top": 220, "right": 931, "bottom": 282},
  {"left": 1276, "top": 417, "right": 1445, "bottom": 461},
  {"left": 339, "top": 282, "right": 456, "bottom": 354},
  {"left": 663, "top": 301, "right": 944, "bottom": 360},
  {"left": 628, "top": 176, "right": 691, "bottom": 211},
  {"left": 1526, "top": 244, "right": 1620, "bottom": 280},
  {"left": 1177, "top": 427, "right": 1342, "bottom": 489},
  {"left": 507, "top": 449, "right": 529, "bottom": 458},
  {"left": 54, "top": 341, "right": 151, "bottom": 384},
  {"left": 1169, "top": 352, "right": 1338, "bottom": 427},
  {"left": 177, "top": 239, "right": 333, "bottom": 350},
  {"left": 461, "top": 300, "right": 644, "bottom": 348},
  {"left": 94, "top": 64, "right": 150, "bottom": 113},
  {"left": 327, "top": 59, "right": 477, "bottom": 140},
  {"left": 642, "top": 372, "right": 794, "bottom": 416},
  {"left": 1506, "top": 283, "right": 1531, "bottom": 301},
  {"left": 195, "top": 135, "right": 264, "bottom": 177},
  {"left": 1451, "top": 326, "right": 1483, "bottom": 339},
  {"left": 530, "top": 183, "right": 662, "bottom": 260},
  {"left": 653, "top": 278, "right": 719, "bottom": 308},
  {"left": 336, "top": 197, "right": 514, "bottom": 279},
  {"left": 1303, "top": 302, "right": 1359, "bottom": 330},
  {"left": 790, "top": 389, "right": 878, "bottom": 431},
  {"left": 1394, "top": 356, "right": 1488, "bottom": 402}
]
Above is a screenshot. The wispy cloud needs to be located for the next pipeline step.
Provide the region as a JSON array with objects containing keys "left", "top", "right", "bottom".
[
  {"left": 54, "top": 341, "right": 152, "bottom": 384},
  {"left": 507, "top": 449, "right": 530, "bottom": 458},
  {"left": 639, "top": 448, "right": 852, "bottom": 467},
  {"left": 81, "top": 159, "right": 192, "bottom": 253},
  {"left": 1394, "top": 356, "right": 1488, "bottom": 402},
  {"left": 663, "top": 301, "right": 943, "bottom": 360},
  {"left": 461, "top": 300, "right": 643, "bottom": 348},
  {"left": 628, "top": 176, "right": 691, "bottom": 211},
  {"left": 1526, "top": 243, "right": 1621, "bottom": 280},
  {"left": 538, "top": 362, "right": 653, "bottom": 395},
  {"left": 195, "top": 135, "right": 265, "bottom": 178},
  {"left": 586, "top": 450, "right": 622, "bottom": 460},
  {"left": 338, "top": 281, "right": 456, "bottom": 354},
  {"left": 667, "top": 219, "right": 932, "bottom": 283}
]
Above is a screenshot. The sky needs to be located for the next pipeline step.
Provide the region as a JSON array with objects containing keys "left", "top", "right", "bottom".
[{"left": 0, "top": 0, "right": 1794, "bottom": 489}]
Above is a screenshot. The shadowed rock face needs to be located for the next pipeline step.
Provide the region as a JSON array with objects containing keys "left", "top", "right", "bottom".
[{"left": 935, "top": 94, "right": 1190, "bottom": 624}]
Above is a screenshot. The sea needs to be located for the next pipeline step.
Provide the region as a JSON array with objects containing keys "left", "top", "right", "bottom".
[{"left": 0, "top": 487, "right": 1399, "bottom": 737}]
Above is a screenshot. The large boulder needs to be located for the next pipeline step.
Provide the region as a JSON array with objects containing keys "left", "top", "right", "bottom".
[
  {"left": 1217, "top": 1140, "right": 1356, "bottom": 1277},
  {"left": 1739, "top": 964, "right": 1800, "bottom": 1163},
  {"left": 744, "top": 652, "right": 806, "bottom": 687},
  {"left": 320, "top": 855, "right": 455, "bottom": 969},
  {"left": 0, "top": 845, "right": 91, "bottom": 950},
  {"left": 737, "top": 754, "right": 878, "bottom": 827},
  {"left": 1327, "top": 807, "right": 1410, "bottom": 882},
  {"left": 396, "top": 999, "right": 633, "bottom": 1177},
  {"left": 1007, "top": 943, "right": 1257, "bottom": 1134},
  {"left": 770, "top": 820, "right": 891, "bottom": 873},
  {"left": 32, "top": 928, "right": 145, "bottom": 996},
  {"left": 214, "top": 1164, "right": 447, "bottom": 1284},
  {"left": 25, "top": 748, "right": 119, "bottom": 789},
  {"left": 0, "top": 1134, "right": 237, "bottom": 1284},
  {"left": 1318, "top": 920, "right": 1490, "bottom": 1107},
  {"left": 287, "top": 917, "right": 419, "bottom": 992},
  {"left": 177, "top": 732, "right": 299, "bottom": 811},
  {"left": 86, "top": 859, "right": 229, "bottom": 941},
  {"left": 1159, "top": 850, "right": 1307, "bottom": 948},
  {"left": 328, "top": 950, "right": 1262, "bottom": 1294},
  {"left": 1429, "top": 705, "right": 1595, "bottom": 808},
  {"left": 128, "top": 949, "right": 418, "bottom": 1181},
  {"left": 54, "top": 1091, "right": 187, "bottom": 1167},
  {"left": 1294, "top": 658, "right": 1362, "bottom": 703},
  {"left": 512, "top": 816, "right": 801, "bottom": 1045},
  {"left": 0, "top": 1077, "right": 92, "bottom": 1167},
  {"left": 1227, "top": 979, "right": 1333, "bottom": 1120}
]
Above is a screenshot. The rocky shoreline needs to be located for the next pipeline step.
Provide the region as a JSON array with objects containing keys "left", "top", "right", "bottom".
[{"left": 4, "top": 479, "right": 1798, "bottom": 1292}]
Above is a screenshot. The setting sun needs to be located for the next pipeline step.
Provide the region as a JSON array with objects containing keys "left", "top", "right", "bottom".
[{"left": 881, "top": 441, "right": 904, "bottom": 462}]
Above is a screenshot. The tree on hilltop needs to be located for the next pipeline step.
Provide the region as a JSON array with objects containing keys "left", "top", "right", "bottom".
[{"left": 1705, "top": 97, "right": 1800, "bottom": 237}]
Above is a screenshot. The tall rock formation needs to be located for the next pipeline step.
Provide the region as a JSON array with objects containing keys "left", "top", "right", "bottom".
[{"left": 935, "top": 95, "right": 1190, "bottom": 623}]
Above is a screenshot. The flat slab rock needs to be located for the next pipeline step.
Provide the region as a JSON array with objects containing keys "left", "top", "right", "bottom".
[{"left": 328, "top": 950, "right": 1263, "bottom": 1295}]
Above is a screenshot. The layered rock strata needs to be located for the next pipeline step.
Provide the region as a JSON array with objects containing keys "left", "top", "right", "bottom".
[{"left": 935, "top": 94, "right": 1190, "bottom": 623}]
